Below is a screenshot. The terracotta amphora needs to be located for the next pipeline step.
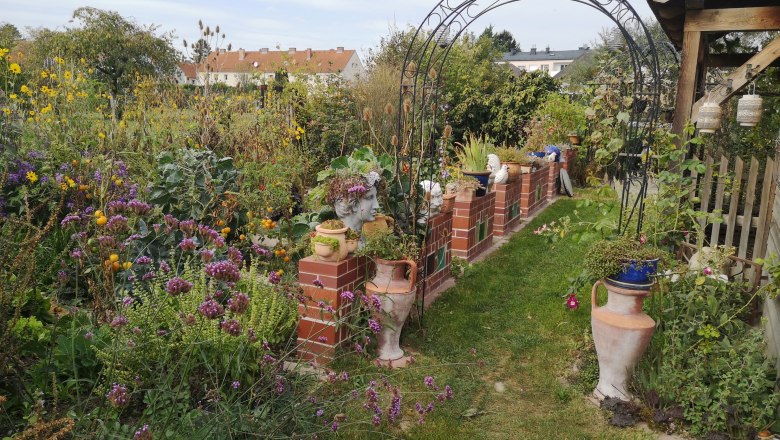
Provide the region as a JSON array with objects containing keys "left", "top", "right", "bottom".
[{"left": 366, "top": 258, "right": 417, "bottom": 363}]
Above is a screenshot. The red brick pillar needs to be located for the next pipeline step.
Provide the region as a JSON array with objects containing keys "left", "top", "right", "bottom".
[
  {"left": 421, "top": 211, "right": 452, "bottom": 297},
  {"left": 297, "top": 255, "right": 366, "bottom": 365},
  {"left": 562, "top": 148, "right": 575, "bottom": 172},
  {"left": 520, "top": 164, "right": 550, "bottom": 218},
  {"left": 493, "top": 180, "right": 522, "bottom": 236},
  {"left": 547, "top": 161, "right": 562, "bottom": 200},
  {"left": 451, "top": 192, "right": 496, "bottom": 261}
]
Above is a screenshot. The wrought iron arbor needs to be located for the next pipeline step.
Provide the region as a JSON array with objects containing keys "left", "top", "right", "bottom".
[{"left": 394, "top": 0, "right": 662, "bottom": 238}]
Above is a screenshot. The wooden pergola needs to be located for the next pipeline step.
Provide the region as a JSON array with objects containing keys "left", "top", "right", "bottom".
[{"left": 648, "top": 0, "right": 780, "bottom": 138}]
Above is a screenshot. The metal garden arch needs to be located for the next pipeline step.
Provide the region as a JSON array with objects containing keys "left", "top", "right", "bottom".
[{"left": 394, "top": 0, "right": 662, "bottom": 238}]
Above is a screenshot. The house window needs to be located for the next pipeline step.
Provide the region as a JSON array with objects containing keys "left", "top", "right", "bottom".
[
  {"left": 529, "top": 65, "right": 538, "bottom": 71},
  {"left": 559, "top": 64, "right": 568, "bottom": 71},
  {"left": 541, "top": 64, "right": 549, "bottom": 72},
  {"left": 224, "top": 74, "right": 228, "bottom": 80}
]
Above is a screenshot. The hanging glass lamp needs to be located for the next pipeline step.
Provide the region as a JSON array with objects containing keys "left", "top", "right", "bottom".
[{"left": 697, "top": 102, "right": 722, "bottom": 134}]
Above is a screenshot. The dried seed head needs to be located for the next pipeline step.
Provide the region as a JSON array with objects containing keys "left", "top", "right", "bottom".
[
  {"left": 183, "top": 39, "right": 188, "bottom": 48},
  {"left": 443, "top": 124, "right": 452, "bottom": 139},
  {"left": 205, "top": 26, "right": 210, "bottom": 35},
  {"left": 215, "top": 25, "right": 220, "bottom": 34},
  {"left": 384, "top": 103, "right": 393, "bottom": 115},
  {"left": 430, "top": 103, "right": 436, "bottom": 112},
  {"left": 391, "top": 135, "right": 398, "bottom": 146},
  {"left": 198, "top": 19, "right": 203, "bottom": 30},
  {"left": 405, "top": 62, "right": 417, "bottom": 77},
  {"left": 227, "top": 43, "right": 232, "bottom": 51},
  {"left": 403, "top": 98, "right": 412, "bottom": 114},
  {"left": 428, "top": 68, "right": 437, "bottom": 80},
  {"left": 362, "top": 107, "right": 373, "bottom": 121}
]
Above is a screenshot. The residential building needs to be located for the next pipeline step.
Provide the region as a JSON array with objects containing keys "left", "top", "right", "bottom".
[
  {"left": 497, "top": 45, "right": 591, "bottom": 77},
  {"left": 179, "top": 47, "right": 365, "bottom": 87},
  {"left": 177, "top": 63, "right": 200, "bottom": 85}
]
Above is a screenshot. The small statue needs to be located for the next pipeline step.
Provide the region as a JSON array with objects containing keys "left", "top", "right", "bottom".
[
  {"left": 493, "top": 164, "right": 509, "bottom": 185},
  {"left": 419, "top": 180, "right": 443, "bottom": 224},
  {"left": 487, "top": 153, "right": 501, "bottom": 186},
  {"left": 330, "top": 171, "right": 381, "bottom": 236}
]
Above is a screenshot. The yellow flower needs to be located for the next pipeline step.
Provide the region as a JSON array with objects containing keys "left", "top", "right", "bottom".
[
  {"left": 98, "top": 132, "right": 105, "bottom": 139},
  {"left": 54, "top": 56, "right": 64, "bottom": 65},
  {"left": 67, "top": 93, "right": 73, "bottom": 103},
  {"left": 2, "top": 108, "right": 9, "bottom": 115},
  {"left": 40, "top": 104, "right": 52, "bottom": 114},
  {"left": 9, "top": 93, "right": 16, "bottom": 100},
  {"left": 40, "top": 71, "right": 48, "bottom": 78},
  {"left": 20, "top": 85, "right": 31, "bottom": 95},
  {"left": 8, "top": 63, "right": 20, "bottom": 74},
  {"left": 64, "top": 71, "right": 72, "bottom": 80},
  {"left": 26, "top": 171, "right": 38, "bottom": 183},
  {"left": 0, "top": 48, "right": 8, "bottom": 58}
]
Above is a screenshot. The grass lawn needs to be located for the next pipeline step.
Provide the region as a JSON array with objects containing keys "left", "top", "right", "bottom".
[{"left": 333, "top": 196, "right": 655, "bottom": 439}]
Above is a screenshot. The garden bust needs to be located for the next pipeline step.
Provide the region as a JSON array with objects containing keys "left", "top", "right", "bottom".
[{"left": 328, "top": 171, "right": 381, "bottom": 235}]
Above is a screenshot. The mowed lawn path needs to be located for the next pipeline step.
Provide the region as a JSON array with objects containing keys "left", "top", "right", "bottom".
[{"left": 340, "top": 198, "right": 654, "bottom": 440}]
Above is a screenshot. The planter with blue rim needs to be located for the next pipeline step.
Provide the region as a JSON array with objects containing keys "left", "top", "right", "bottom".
[
  {"left": 462, "top": 170, "right": 491, "bottom": 197},
  {"left": 605, "top": 259, "right": 659, "bottom": 290}
]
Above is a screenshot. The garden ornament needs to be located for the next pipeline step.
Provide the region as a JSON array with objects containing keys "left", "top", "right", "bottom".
[
  {"left": 493, "top": 165, "right": 509, "bottom": 185},
  {"left": 418, "top": 180, "right": 443, "bottom": 224},
  {"left": 486, "top": 154, "right": 501, "bottom": 186},
  {"left": 333, "top": 171, "right": 381, "bottom": 236}
]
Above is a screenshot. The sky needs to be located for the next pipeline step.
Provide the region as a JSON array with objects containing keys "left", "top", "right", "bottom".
[{"left": 1, "top": 0, "right": 655, "bottom": 59}]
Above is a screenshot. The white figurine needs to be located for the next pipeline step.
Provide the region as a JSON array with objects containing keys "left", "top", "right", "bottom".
[{"left": 493, "top": 164, "right": 509, "bottom": 184}]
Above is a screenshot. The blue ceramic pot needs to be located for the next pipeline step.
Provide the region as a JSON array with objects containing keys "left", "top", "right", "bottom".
[
  {"left": 463, "top": 171, "right": 491, "bottom": 197},
  {"left": 606, "top": 259, "right": 659, "bottom": 290}
]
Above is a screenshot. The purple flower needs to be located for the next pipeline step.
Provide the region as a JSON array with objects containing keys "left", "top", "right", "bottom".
[
  {"left": 133, "top": 424, "right": 151, "bottom": 440},
  {"left": 313, "top": 278, "right": 324, "bottom": 288},
  {"left": 268, "top": 271, "right": 281, "bottom": 285},
  {"left": 84, "top": 331, "right": 94, "bottom": 340},
  {"left": 163, "top": 214, "right": 178, "bottom": 229},
  {"left": 354, "top": 342, "right": 363, "bottom": 354},
  {"left": 58, "top": 270, "right": 68, "bottom": 283},
  {"left": 262, "top": 354, "right": 276, "bottom": 364},
  {"left": 388, "top": 392, "right": 401, "bottom": 423},
  {"left": 251, "top": 244, "right": 270, "bottom": 256},
  {"left": 372, "top": 414, "right": 382, "bottom": 426},
  {"left": 107, "top": 200, "right": 128, "bottom": 214},
  {"left": 132, "top": 326, "right": 142, "bottom": 335},
  {"left": 127, "top": 339, "right": 136, "bottom": 348},
  {"left": 703, "top": 266, "right": 713, "bottom": 276},
  {"left": 200, "top": 249, "right": 214, "bottom": 263},
  {"left": 228, "top": 291, "right": 250, "bottom": 314},
  {"left": 274, "top": 375, "right": 285, "bottom": 394},
  {"left": 156, "top": 329, "right": 167, "bottom": 336},
  {"left": 178, "top": 238, "right": 197, "bottom": 252},
  {"left": 347, "top": 184, "right": 367, "bottom": 194},
  {"left": 110, "top": 315, "right": 129, "bottom": 328},
  {"left": 127, "top": 199, "right": 151, "bottom": 215},
  {"left": 179, "top": 220, "right": 196, "bottom": 236},
  {"left": 166, "top": 277, "right": 193, "bottom": 296},
  {"left": 227, "top": 247, "right": 243, "bottom": 266},
  {"left": 315, "top": 408, "right": 325, "bottom": 417},
  {"left": 136, "top": 255, "right": 152, "bottom": 265},
  {"left": 205, "top": 260, "right": 241, "bottom": 283},
  {"left": 106, "top": 383, "right": 128, "bottom": 408},
  {"left": 444, "top": 385, "right": 453, "bottom": 399},
  {"left": 60, "top": 214, "right": 82, "bottom": 227},
  {"left": 340, "top": 290, "right": 354, "bottom": 302},
  {"left": 122, "top": 296, "right": 134, "bottom": 306},
  {"left": 331, "top": 421, "right": 339, "bottom": 432},
  {"left": 94, "top": 170, "right": 103, "bottom": 184},
  {"left": 368, "top": 319, "right": 381, "bottom": 334},
  {"left": 106, "top": 215, "right": 129, "bottom": 233},
  {"left": 424, "top": 376, "right": 435, "bottom": 389},
  {"left": 231, "top": 381, "right": 240, "bottom": 389},
  {"left": 198, "top": 297, "right": 225, "bottom": 319},
  {"left": 317, "top": 335, "right": 328, "bottom": 343},
  {"left": 159, "top": 260, "right": 171, "bottom": 274},
  {"left": 220, "top": 319, "right": 241, "bottom": 336},
  {"left": 142, "top": 271, "right": 155, "bottom": 281}
]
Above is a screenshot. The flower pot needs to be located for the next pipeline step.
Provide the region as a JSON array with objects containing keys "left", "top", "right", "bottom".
[
  {"left": 455, "top": 188, "right": 475, "bottom": 202},
  {"left": 367, "top": 258, "right": 418, "bottom": 363},
  {"left": 591, "top": 280, "right": 656, "bottom": 401},
  {"left": 362, "top": 214, "right": 394, "bottom": 238},
  {"left": 503, "top": 162, "right": 522, "bottom": 183},
  {"left": 441, "top": 193, "right": 455, "bottom": 213},
  {"left": 313, "top": 241, "right": 338, "bottom": 262},
  {"left": 606, "top": 259, "right": 659, "bottom": 290},
  {"left": 315, "top": 224, "right": 348, "bottom": 262},
  {"left": 462, "top": 170, "right": 491, "bottom": 196},
  {"left": 345, "top": 239, "right": 358, "bottom": 254}
]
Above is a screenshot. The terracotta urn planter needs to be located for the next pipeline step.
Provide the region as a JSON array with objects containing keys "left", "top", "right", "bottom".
[
  {"left": 366, "top": 258, "right": 418, "bottom": 364},
  {"left": 313, "top": 241, "right": 338, "bottom": 262},
  {"left": 441, "top": 193, "right": 456, "bottom": 213},
  {"left": 503, "top": 162, "right": 522, "bottom": 183},
  {"left": 345, "top": 239, "right": 359, "bottom": 254},
  {"left": 591, "top": 280, "right": 656, "bottom": 401},
  {"left": 455, "top": 188, "right": 475, "bottom": 202},
  {"left": 315, "top": 224, "right": 348, "bottom": 262},
  {"left": 568, "top": 134, "right": 581, "bottom": 145}
]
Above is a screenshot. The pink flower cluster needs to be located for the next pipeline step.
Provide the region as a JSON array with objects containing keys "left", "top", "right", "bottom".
[{"left": 205, "top": 260, "right": 240, "bottom": 283}]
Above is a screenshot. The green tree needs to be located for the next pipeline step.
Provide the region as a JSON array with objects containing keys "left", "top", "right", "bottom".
[
  {"left": 0, "top": 23, "right": 21, "bottom": 49},
  {"left": 190, "top": 38, "right": 211, "bottom": 63},
  {"left": 30, "top": 7, "right": 179, "bottom": 119},
  {"left": 479, "top": 26, "right": 518, "bottom": 53}
]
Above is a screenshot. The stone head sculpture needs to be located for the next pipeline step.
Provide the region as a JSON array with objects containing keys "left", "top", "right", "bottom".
[{"left": 329, "top": 171, "right": 381, "bottom": 234}]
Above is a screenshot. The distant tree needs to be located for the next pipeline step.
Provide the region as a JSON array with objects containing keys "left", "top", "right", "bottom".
[
  {"left": 31, "top": 7, "right": 179, "bottom": 119},
  {"left": 479, "top": 26, "right": 518, "bottom": 53},
  {"left": 0, "top": 23, "right": 21, "bottom": 48}
]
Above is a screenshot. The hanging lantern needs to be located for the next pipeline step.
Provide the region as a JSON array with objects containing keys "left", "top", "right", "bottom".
[
  {"left": 736, "top": 93, "right": 763, "bottom": 127},
  {"left": 696, "top": 102, "right": 722, "bottom": 134}
]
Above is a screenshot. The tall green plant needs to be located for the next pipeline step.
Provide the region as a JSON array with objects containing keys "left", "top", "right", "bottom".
[{"left": 455, "top": 133, "right": 494, "bottom": 172}]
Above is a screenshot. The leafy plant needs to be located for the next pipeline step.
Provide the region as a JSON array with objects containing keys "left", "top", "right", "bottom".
[
  {"left": 345, "top": 228, "right": 360, "bottom": 240},
  {"left": 455, "top": 133, "right": 494, "bottom": 172},
  {"left": 494, "top": 146, "right": 530, "bottom": 164},
  {"left": 583, "top": 236, "right": 665, "bottom": 282},
  {"left": 311, "top": 235, "right": 340, "bottom": 253},
  {"left": 356, "top": 228, "right": 419, "bottom": 261},
  {"left": 319, "top": 219, "right": 345, "bottom": 230}
]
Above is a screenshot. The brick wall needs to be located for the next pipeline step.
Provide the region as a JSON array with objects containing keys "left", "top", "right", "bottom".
[
  {"left": 520, "top": 163, "right": 550, "bottom": 218},
  {"left": 547, "top": 161, "right": 562, "bottom": 200},
  {"left": 493, "top": 180, "right": 523, "bottom": 236},
  {"left": 297, "top": 255, "right": 367, "bottom": 365},
  {"left": 451, "top": 192, "right": 496, "bottom": 261},
  {"left": 420, "top": 211, "right": 452, "bottom": 298}
]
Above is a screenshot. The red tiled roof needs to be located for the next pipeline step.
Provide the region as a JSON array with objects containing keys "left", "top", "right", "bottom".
[
  {"left": 200, "top": 48, "right": 356, "bottom": 74},
  {"left": 179, "top": 62, "right": 198, "bottom": 79}
]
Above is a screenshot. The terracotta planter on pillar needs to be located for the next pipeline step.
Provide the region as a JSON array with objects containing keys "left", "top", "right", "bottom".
[
  {"left": 366, "top": 258, "right": 417, "bottom": 366},
  {"left": 591, "top": 280, "right": 656, "bottom": 401}
]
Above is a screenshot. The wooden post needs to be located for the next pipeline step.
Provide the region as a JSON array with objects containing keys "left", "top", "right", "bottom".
[{"left": 671, "top": 30, "right": 703, "bottom": 141}]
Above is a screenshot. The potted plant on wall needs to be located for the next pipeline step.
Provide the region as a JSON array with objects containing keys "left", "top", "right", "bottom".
[
  {"left": 584, "top": 236, "right": 665, "bottom": 290},
  {"left": 445, "top": 176, "right": 483, "bottom": 203},
  {"left": 495, "top": 146, "right": 532, "bottom": 182},
  {"left": 311, "top": 234, "right": 341, "bottom": 262},
  {"left": 455, "top": 133, "right": 493, "bottom": 196},
  {"left": 314, "top": 219, "right": 349, "bottom": 262},
  {"left": 356, "top": 228, "right": 420, "bottom": 366},
  {"left": 345, "top": 228, "right": 360, "bottom": 254}
]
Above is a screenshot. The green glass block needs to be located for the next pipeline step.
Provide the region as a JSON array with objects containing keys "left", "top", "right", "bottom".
[
  {"left": 478, "top": 221, "right": 487, "bottom": 241},
  {"left": 535, "top": 185, "right": 543, "bottom": 200},
  {"left": 435, "top": 246, "right": 447, "bottom": 272}
]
